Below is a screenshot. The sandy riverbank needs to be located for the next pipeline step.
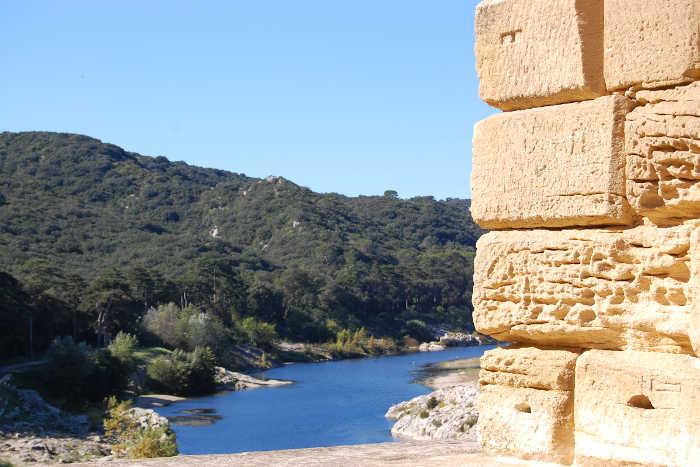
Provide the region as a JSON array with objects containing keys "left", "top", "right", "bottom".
[{"left": 414, "top": 356, "right": 481, "bottom": 389}]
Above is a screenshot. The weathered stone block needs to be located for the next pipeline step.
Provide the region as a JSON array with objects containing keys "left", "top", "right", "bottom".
[
  {"left": 575, "top": 350, "right": 700, "bottom": 466},
  {"left": 605, "top": 0, "right": 700, "bottom": 91},
  {"left": 626, "top": 82, "right": 700, "bottom": 225},
  {"left": 472, "top": 222, "right": 699, "bottom": 353},
  {"left": 479, "top": 346, "right": 579, "bottom": 391},
  {"left": 689, "top": 227, "right": 700, "bottom": 356},
  {"left": 471, "top": 95, "right": 633, "bottom": 229},
  {"left": 475, "top": 0, "right": 605, "bottom": 111},
  {"left": 477, "top": 347, "right": 577, "bottom": 464}
]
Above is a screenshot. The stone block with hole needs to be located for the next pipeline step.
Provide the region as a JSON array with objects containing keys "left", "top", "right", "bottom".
[
  {"left": 477, "top": 346, "right": 579, "bottom": 464},
  {"left": 575, "top": 349, "right": 700, "bottom": 466},
  {"left": 475, "top": 0, "right": 605, "bottom": 111}
]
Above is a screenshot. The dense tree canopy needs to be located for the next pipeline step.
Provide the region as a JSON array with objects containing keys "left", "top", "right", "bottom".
[{"left": 0, "top": 132, "right": 482, "bottom": 358}]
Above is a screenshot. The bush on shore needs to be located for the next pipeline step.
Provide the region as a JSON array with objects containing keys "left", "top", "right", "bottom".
[
  {"left": 146, "top": 346, "right": 216, "bottom": 396},
  {"left": 108, "top": 332, "right": 139, "bottom": 371},
  {"left": 45, "top": 336, "right": 129, "bottom": 408},
  {"left": 104, "top": 397, "right": 177, "bottom": 459}
]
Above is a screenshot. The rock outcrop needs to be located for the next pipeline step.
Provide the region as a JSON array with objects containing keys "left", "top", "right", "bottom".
[
  {"left": 385, "top": 384, "right": 479, "bottom": 442},
  {"left": 0, "top": 375, "right": 110, "bottom": 464},
  {"left": 214, "top": 366, "right": 292, "bottom": 390},
  {"left": 471, "top": 1, "right": 700, "bottom": 465}
]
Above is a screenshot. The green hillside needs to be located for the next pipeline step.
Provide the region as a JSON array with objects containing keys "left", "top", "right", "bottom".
[{"left": 0, "top": 131, "right": 481, "bottom": 358}]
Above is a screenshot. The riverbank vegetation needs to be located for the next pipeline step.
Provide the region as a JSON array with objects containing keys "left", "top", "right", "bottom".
[{"left": 104, "top": 398, "right": 178, "bottom": 458}]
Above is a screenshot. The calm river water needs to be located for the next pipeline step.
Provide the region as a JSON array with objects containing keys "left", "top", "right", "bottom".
[{"left": 155, "top": 345, "right": 492, "bottom": 454}]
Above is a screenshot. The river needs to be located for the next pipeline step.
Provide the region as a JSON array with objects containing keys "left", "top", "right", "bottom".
[{"left": 154, "top": 345, "right": 492, "bottom": 455}]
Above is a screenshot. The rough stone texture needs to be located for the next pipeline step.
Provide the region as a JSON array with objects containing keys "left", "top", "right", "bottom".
[
  {"left": 479, "top": 346, "right": 580, "bottom": 391},
  {"left": 575, "top": 350, "right": 700, "bottom": 466},
  {"left": 605, "top": 0, "right": 700, "bottom": 91},
  {"left": 385, "top": 383, "right": 479, "bottom": 441},
  {"left": 475, "top": 0, "right": 605, "bottom": 111},
  {"left": 691, "top": 228, "right": 700, "bottom": 357},
  {"left": 471, "top": 95, "right": 633, "bottom": 229},
  {"left": 626, "top": 82, "right": 700, "bottom": 225},
  {"left": 477, "top": 347, "right": 577, "bottom": 464},
  {"left": 472, "top": 222, "right": 699, "bottom": 353}
]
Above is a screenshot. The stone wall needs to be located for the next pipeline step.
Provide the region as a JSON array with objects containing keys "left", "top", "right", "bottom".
[{"left": 470, "top": 1, "right": 700, "bottom": 465}]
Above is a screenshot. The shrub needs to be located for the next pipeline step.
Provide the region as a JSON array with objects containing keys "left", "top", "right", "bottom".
[
  {"left": 146, "top": 346, "right": 216, "bottom": 396},
  {"left": 83, "top": 349, "right": 129, "bottom": 403},
  {"left": 401, "top": 320, "right": 433, "bottom": 343},
  {"left": 146, "top": 353, "right": 190, "bottom": 394},
  {"left": 186, "top": 346, "right": 217, "bottom": 395},
  {"left": 364, "top": 336, "right": 398, "bottom": 355},
  {"left": 45, "top": 336, "right": 129, "bottom": 406},
  {"left": 104, "top": 397, "right": 178, "bottom": 459},
  {"left": 0, "top": 459, "right": 14, "bottom": 467},
  {"left": 108, "top": 332, "right": 138, "bottom": 370},
  {"left": 238, "top": 317, "right": 277, "bottom": 348},
  {"left": 426, "top": 396, "right": 439, "bottom": 410},
  {"left": 141, "top": 304, "right": 182, "bottom": 348},
  {"left": 419, "top": 410, "right": 429, "bottom": 419},
  {"left": 45, "top": 336, "right": 91, "bottom": 399},
  {"left": 182, "top": 311, "right": 230, "bottom": 355},
  {"left": 142, "top": 305, "right": 232, "bottom": 364}
]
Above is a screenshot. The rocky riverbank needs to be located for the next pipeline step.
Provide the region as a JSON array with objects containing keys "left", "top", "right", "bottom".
[
  {"left": 0, "top": 365, "right": 289, "bottom": 465},
  {"left": 135, "top": 366, "right": 292, "bottom": 410},
  {"left": 385, "top": 383, "right": 479, "bottom": 441},
  {"left": 0, "top": 374, "right": 110, "bottom": 464},
  {"left": 385, "top": 356, "right": 483, "bottom": 442}
]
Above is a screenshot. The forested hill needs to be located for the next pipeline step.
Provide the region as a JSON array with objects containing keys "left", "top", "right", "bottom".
[{"left": 0, "top": 131, "right": 481, "bottom": 357}]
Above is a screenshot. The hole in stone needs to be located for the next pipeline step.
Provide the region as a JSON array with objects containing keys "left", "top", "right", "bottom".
[
  {"left": 627, "top": 394, "right": 654, "bottom": 409},
  {"left": 515, "top": 402, "right": 531, "bottom": 413}
]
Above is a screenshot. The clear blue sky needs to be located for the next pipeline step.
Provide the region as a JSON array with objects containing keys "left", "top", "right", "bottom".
[{"left": 1, "top": 0, "right": 494, "bottom": 199}]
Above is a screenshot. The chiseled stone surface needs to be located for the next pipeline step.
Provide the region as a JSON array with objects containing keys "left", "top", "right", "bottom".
[
  {"left": 66, "top": 441, "right": 551, "bottom": 467},
  {"left": 472, "top": 222, "right": 699, "bottom": 354},
  {"left": 471, "top": 95, "right": 633, "bottom": 229},
  {"left": 478, "top": 347, "right": 577, "bottom": 464},
  {"left": 475, "top": 0, "right": 605, "bottom": 111},
  {"left": 479, "top": 346, "right": 580, "bottom": 391},
  {"left": 575, "top": 350, "right": 700, "bottom": 466},
  {"left": 605, "top": 0, "right": 700, "bottom": 91},
  {"left": 626, "top": 82, "right": 700, "bottom": 225}
]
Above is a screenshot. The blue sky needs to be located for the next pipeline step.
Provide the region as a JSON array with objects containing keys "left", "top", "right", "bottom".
[{"left": 1, "top": 1, "right": 494, "bottom": 199}]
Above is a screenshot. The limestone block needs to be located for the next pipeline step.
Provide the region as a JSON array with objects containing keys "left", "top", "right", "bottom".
[
  {"left": 475, "top": 0, "right": 605, "bottom": 111},
  {"left": 477, "top": 347, "right": 577, "bottom": 464},
  {"left": 575, "top": 350, "right": 700, "bottom": 466},
  {"left": 690, "top": 227, "right": 700, "bottom": 356},
  {"left": 479, "top": 346, "right": 580, "bottom": 391},
  {"left": 626, "top": 82, "right": 700, "bottom": 224},
  {"left": 605, "top": 0, "right": 700, "bottom": 91},
  {"left": 471, "top": 96, "right": 633, "bottom": 229},
  {"left": 472, "top": 222, "right": 699, "bottom": 353}
]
